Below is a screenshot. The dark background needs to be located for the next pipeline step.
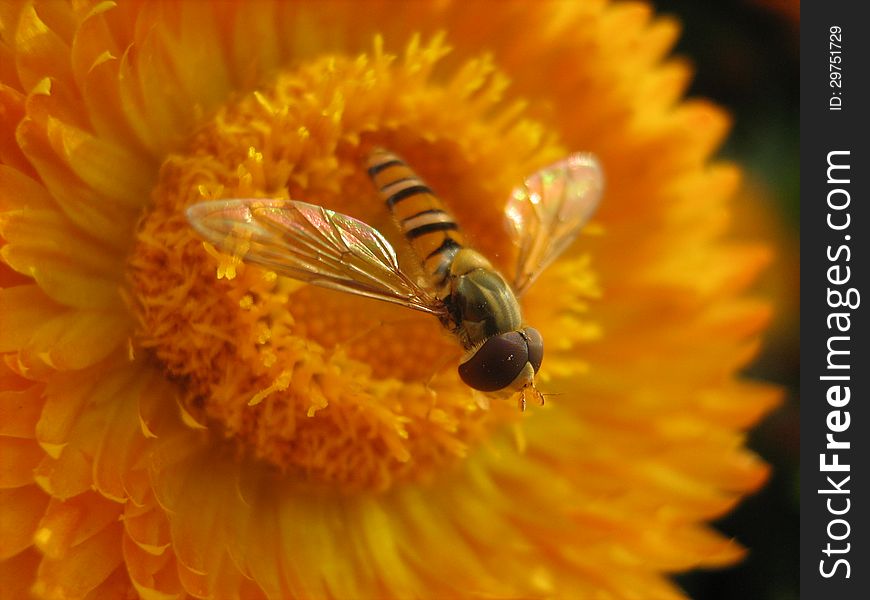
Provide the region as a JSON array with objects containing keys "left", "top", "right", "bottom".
[{"left": 652, "top": 1, "right": 800, "bottom": 599}]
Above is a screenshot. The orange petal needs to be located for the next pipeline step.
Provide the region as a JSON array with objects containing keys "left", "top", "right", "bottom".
[
  {"left": 0, "top": 547, "right": 40, "bottom": 599},
  {"left": 82, "top": 565, "right": 135, "bottom": 600},
  {"left": 0, "top": 384, "right": 44, "bottom": 438},
  {"left": 159, "top": 1, "right": 231, "bottom": 114},
  {"left": 92, "top": 375, "right": 151, "bottom": 501},
  {"left": 671, "top": 526, "right": 748, "bottom": 568},
  {"left": 0, "top": 7, "right": 25, "bottom": 88},
  {"left": 0, "top": 484, "right": 49, "bottom": 560},
  {"left": 235, "top": 501, "right": 285, "bottom": 599},
  {"left": 0, "top": 360, "right": 31, "bottom": 392},
  {"left": 45, "top": 115, "right": 155, "bottom": 209},
  {"left": 698, "top": 381, "right": 783, "bottom": 428},
  {"left": 15, "top": 117, "right": 137, "bottom": 250},
  {"left": 34, "top": 492, "right": 122, "bottom": 561},
  {"left": 69, "top": 1, "right": 122, "bottom": 86},
  {"left": 33, "top": 449, "right": 91, "bottom": 500},
  {"left": 123, "top": 533, "right": 185, "bottom": 600},
  {"left": 13, "top": 2, "right": 75, "bottom": 93},
  {"left": 36, "top": 365, "right": 148, "bottom": 501},
  {"left": 0, "top": 86, "right": 38, "bottom": 177},
  {"left": 34, "top": 520, "right": 124, "bottom": 600},
  {"left": 159, "top": 453, "right": 237, "bottom": 597},
  {"left": 24, "top": 74, "right": 89, "bottom": 132},
  {"left": 22, "top": 309, "right": 129, "bottom": 371},
  {"left": 37, "top": 367, "right": 99, "bottom": 452},
  {"left": 123, "top": 503, "right": 171, "bottom": 556},
  {"left": 228, "top": 1, "right": 281, "bottom": 89},
  {"left": 0, "top": 437, "right": 43, "bottom": 488},
  {"left": 671, "top": 100, "right": 732, "bottom": 164},
  {"left": 0, "top": 163, "right": 56, "bottom": 211},
  {"left": 31, "top": 0, "right": 77, "bottom": 44},
  {"left": 79, "top": 48, "right": 153, "bottom": 158},
  {"left": 116, "top": 44, "right": 166, "bottom": 156},
  {"left": 0, "top": 238, "right": 121, "bottom": 307},
  {"left": 118, "top": 38, "right": 189, "bottom": 155},
  {"left": 0, "top": 284, "right": 62, "bottom": 353},
  {"left": 0, "top": 208, "right": 123, "bottom": 278},
  {"left": 0, "top": 262, "right": 31, "bottom": 288}
]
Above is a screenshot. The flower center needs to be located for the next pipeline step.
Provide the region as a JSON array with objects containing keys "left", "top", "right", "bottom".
[{"left": 128, "top": 40, "right": 587, "bottom": 491}]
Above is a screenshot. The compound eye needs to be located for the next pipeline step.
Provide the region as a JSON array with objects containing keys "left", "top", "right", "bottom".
[
  {"left": 523, "top": 327, "right": 544, "bottom": 373},
  {"left": 458, "top": 332, "right": 529, "bottom": 392}
]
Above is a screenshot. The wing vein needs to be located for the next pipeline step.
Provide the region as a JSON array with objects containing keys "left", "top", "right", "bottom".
[{"left": 185, "top": 199, "right": 444, "bottom": 315}]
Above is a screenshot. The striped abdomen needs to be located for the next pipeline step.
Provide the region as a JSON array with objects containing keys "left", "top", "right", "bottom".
[{"left": 366, "top": 148, "right": 465, "bottom": 285}]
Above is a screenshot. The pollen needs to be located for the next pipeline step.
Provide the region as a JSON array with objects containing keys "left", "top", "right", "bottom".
[{"left": 128, "top": 40, "right": 599, "bottom": 491}]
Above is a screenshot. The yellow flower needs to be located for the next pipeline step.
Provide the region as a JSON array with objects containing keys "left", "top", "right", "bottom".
[{"left": 0, "top": 1, "right": 780, "bottom": 598}]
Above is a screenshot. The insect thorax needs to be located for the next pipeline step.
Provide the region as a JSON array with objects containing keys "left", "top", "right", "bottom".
[{"left": 444, "top": 250, "right": 523, "bottom": 349}]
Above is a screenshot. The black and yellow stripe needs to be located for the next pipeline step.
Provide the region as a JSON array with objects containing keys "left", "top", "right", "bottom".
[{"left": 366, "top": 148, "right": 465, "bottom": 283}]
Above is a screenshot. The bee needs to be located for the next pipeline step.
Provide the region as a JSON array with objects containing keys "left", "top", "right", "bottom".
[{"left": 186, "top": 148, "right": 603, "bottom": 410}]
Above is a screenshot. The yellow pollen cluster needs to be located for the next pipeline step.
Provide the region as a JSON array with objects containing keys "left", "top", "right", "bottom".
[{"left": 127, "top": 39, "right": 600, "bottom": 491}]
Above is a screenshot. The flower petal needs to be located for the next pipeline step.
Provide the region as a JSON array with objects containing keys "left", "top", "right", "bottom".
[
  {"left": 0, "top": 383, "right": 44, "bottom": 438},
  {"left": 123, "top": 502, "right": 171, "bottom": 557},
  {"left": 0, "top": 547, "right": 41, "bottom": 599},
  {"left": 227, "top": 2, "right": 281, "bottom": 88},
  {"left": 0, "top": 436, "right": 43, "bottom": 488},
  {"left": 82, "top": 565, "right": 136, "bottom": 600},
  {"left": 0, "top": 245, "right": 122, "bottom": 309},
  {"left": 123, "top": 533, "right": 185, "bottom": 600},
  {"left": 69, "top": 1, "right": 122, "bottom": 87},
  {"left": 34, "top": 520, "right": 124, "bottom": 599},
  {"left": 0, "top": 88, "right": 39, "bottom": 178},
  {"left": 21, "top": 309, "right": 129, "bottom": 371},
  {"left": 91, "top": 373, "right": 151, "bottom": 501},
  {"left": 0, "top": 484, "right": 49, "bottom": 560},
  {"left": 79, "top": 49, "right": 154, "bottom": 158},
  {"left": 159, "top": 1, "right": 232, "bottom": 115},
  {"left": 153, "top": 450, "right": 238, "bottom": 598},
  {"left": 34, "top": 492, "right": 122, "bottom": 561},
  {"left": 45, "top": 115, "right": 155, "bottom": 209},
  {"left": 33, "top": 449, "right": 91, "bottom": 500},
  {"left": 13, "top": 2, "right": 75, "bottom": 92},
  {"left": 16, "top": 115, "right": 138, "bottom": 250},
  {"left": 37, "top": 367, "right": 99, "bottom": 454},
  {"left": 35, "top": 365, "right": 141, "bottom": 499},
  {"left": 0, "top": 164, "right": 55, "bottom": 212},
  {"left": 0, "top": 284, "right": 61, "bottom": 353}
]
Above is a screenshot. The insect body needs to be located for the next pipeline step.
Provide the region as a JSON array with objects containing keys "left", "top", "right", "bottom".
[
  {"left": 186, "top": 148, "right": 603, "bottom": 410},
  {"left": 367, "top": 149, "right": 536, "bottom": 398}
]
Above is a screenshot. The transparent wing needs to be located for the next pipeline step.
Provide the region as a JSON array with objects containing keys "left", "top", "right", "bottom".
[
  {"left": 186, "top": 199, "right": 444, "bottom": 315},
  {"left": 505, "top": 153, "right": 604, "bottom": 295}
]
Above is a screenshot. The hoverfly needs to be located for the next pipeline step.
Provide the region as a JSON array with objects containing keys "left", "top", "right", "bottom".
[{"left": 186, "top": 148, "right": 603, "bottom": 410}]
